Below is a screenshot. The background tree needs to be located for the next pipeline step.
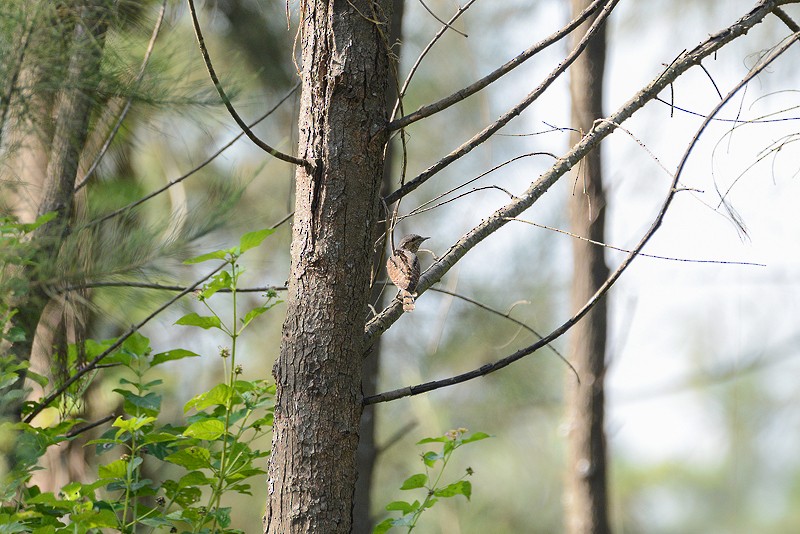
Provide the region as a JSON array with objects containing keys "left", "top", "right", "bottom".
[
  {"left": 3, "top": 1, "right": 800, "bottom": 533},
  {"left": 564, "top": 0, "right": 611, "bottom": 532}
]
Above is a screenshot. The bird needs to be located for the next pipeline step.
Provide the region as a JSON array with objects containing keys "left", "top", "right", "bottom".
[{"left": 386, "top": 234, "right": 429, "bottom": 312}]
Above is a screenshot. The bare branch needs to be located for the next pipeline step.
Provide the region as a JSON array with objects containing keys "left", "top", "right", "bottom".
[
  {"left": 384, "top": 0, "right": 620, "bottom": 205},
  {"left": 24, "top": 262, "right": 228, "bottom": 422},
  {"left": 388, "top": 0, "right": 608, "bottom": 131},
  {"left": 65, "top": 413, "right": 116, "bottom": 438},
  {"left": 774, "top": 6, "right": 800, "bottom": 31},
  {"left": 363, "top": 18, "right": 800, "bottom": 406},
  {"left": 426, "top": 286, "right": 576, "bottom": 380},
  {"left": 505, "top": 217, "right": 766, "bottom": 266},
  {"left": 392, "top": 0, "right": 478, "bottom": 121},
  {"left": 367, "top": 0, "right": 794, "bottom": 346},
  {"left": 186, "top": 0, "right": 307, "bottom": 166},
  {"left": 82, "top": 85, "right": 299, "bottom": 230},
  {"left": 416, "top": 0, "right": 468, "bottom": 38}
]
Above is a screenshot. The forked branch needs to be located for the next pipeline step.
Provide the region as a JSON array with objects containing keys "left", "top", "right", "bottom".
[{"left": 364, "top": 20, "right": 800, "bottom": 405}]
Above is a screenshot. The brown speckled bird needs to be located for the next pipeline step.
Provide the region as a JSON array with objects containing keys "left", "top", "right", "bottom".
[{"left": 386, "top": 234, "right": 429, "bottom": 312}]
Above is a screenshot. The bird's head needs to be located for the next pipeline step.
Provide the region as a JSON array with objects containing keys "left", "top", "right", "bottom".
[{"left": 398, "top": 234, "right": 430, "bottom": 253}]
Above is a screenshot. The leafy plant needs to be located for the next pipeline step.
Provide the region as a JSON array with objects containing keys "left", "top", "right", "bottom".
[
  {"left": 374, "top": 428, "right": 491, "bottom": 534},
  {"left": 0, "top": 228, "right": 279, "bottom": 533}
]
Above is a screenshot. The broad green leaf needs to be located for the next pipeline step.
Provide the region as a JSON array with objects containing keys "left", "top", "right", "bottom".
[
  {"left": 399, "top": 473, "right": 427, "bottom": 490},
  {"left": 385, "top": 500, "right": 415, "bottom": 513},
  {"left": 462, "top": 432, "right": 492, "bottom": 444},
  {"left": 242, "top": 305, "right": 270, "bottom": 326},
  {"left": 417, "top": 436, "right": 448, "bottom": 445},
  {"left": 142, "top": 432, "right": 180, "bottom": 445},
  {"left": 175, "top": 312, "right": 221, "bottom": 330},
  {"left": 200, "top": 271, "right": 232, "bottom": 299},
  {"left": 5, "top": 326, "right": 25, "bottom": 342},
  {"left": 19, "top": 211, "right": 57, "bottom": 232},
  {"left": 372, "top": 518, "right": 395, "bottom": 534},
  {"left": 183, "top": 250, "right": 227, "bottom": 264},
  {"left": 434, "top": 480, "right": 472, "bottom": 500},
  {"left": 24, "top": 370, "right": 48, "bottom": 388},
  {"left": 122, "top": 332, "right": 150, "bottom": 356},
  {"left": 184, "top": 419, "right": 225, "bottom": 440},
  {"left": 184, "top": 383, "right": 230, "bottom": 412},
  {"left": 422, "top": 451, "right": 441, "bottom": 468},
  {"left": 239, "top": 228, "right": 275, "bottom": 253},
  {"left": 165, "top": 446, "right": 211, "bottom": 470},
  {"left": 151, "top": 349, "right": 199, "bottom": 366},
  {"left": 98, "top": 459, "right": 128, "bottom": 479}
]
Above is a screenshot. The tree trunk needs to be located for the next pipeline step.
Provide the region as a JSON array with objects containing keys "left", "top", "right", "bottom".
[
  {"left": 564, "top": 0, "right": 611, "bottom": 533},
  {"left": 264, "top": 1, "right": 392, "bottom": 532},
  {"left": 5, "top": 0, "right": 110, "bottom": 420},
  {"left": 353, "top": 1, "right": 405, "bottom": 530}
]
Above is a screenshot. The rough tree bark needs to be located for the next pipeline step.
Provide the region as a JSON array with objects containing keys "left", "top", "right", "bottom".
[
  {"left": 264, "top": 1, "right": 392, "bottom": 532},
  {"left": 353, "top": 1, "right": 405, "bottom": 530},
  {"left": 564, "top": 0, "right": 611, "bottom": 532}
]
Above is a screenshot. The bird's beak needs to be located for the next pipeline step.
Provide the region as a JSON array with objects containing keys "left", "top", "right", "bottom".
[{"left": 422, "top": 236, "right": 430, "bottom": 242}]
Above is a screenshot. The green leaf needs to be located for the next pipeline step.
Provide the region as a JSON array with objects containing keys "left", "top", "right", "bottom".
[
  {"left": 417, "top": 436, "right": 449, "bottom": 445},
  {"left": 242, "top": 305, "right": 270, "bottom": 326},
  {"left": 462, "top": 432, "right": 492, "bottom": 444},
  {"left": 238, "top": 228, "right": 275, "bottom": 253},
  {"left": 175, "top": 312, "right": 221, "bottom": 330},
  {"left": 184, "top": 384, "right": 230, "bottom": 413},
  {"left": 122, "top": 332, "right": 150, "bottom": 356},
  {"left": 19, "top": 211, "right": 57, "bottom": 232},
  {"left": 151, "top": 349, "right": 200, "bottom": 366},
  {"left": 24, "top": 369, "right": 49, "bottom": 388},
  {"left": 200, "top": 271, "right": 232, "bottom": 299},
  {"left": 5, "top": 326, "right": 25, "bottom": 342},
  {"left": 434, "top": 480, "right": 472, "bottom": 500},
  {"left": 184, "top": 250, "right": 227, "bottom": 264},
  {"left": 422, "top": 451, "right": 441, "bottom": 468},
  {"left": 399, "top": 473, "right": 427, "bottom": 490},
  {"left": 184, "top": 419, "right": 225, "bottom": 440},
  {"left": 165, "top": 446, "right": 211, "bottom": 470},
  {"left": 385, "top": 501, "right": 416, "bottom": 514},
  {"left": 373, "top": 518, "right": 395, "bottom": 534},
  {"left": 142, "top": 432, "right": 180, "bottom": 445},
  {"left": 98, "top": 459, "right": 128, "bottom": 479}
]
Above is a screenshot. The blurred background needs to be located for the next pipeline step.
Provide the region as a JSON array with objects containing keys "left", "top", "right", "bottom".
[{"left": 4, "top": 0, "right": 800, "bottom": 532}]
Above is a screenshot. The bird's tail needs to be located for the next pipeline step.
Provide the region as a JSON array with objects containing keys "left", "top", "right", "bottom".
[{"left": 401, "top": 290, "right": 416, "bottom": 312}]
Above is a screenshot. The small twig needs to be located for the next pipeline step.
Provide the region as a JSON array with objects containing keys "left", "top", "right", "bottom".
[
  {"left": 416, "top": 0, "right": 468, "bottom": 38},
  {"left": 392, "top": 0, "right": 478, "bottom": 121},
  {"left": 363, "top": 16, "right": 800, "bottom": 406},
  {"left": 57, "top": 281, "right": 287, "bottom": 294},
  {"left": 66, "top": 413, "right": 116, "bottom": 438},
  {"left": 388, "top": 0, "right": 608, "bottom": 131},
  {"left": 25, "top": 263, "right": 227, "bottom": 423},
  {"left": 654, "top": 96, "right": 800, "bottom": 123},
  {"left": 505, "top": 217, "right": 766, "bottom": 266},
  {"left": 427, "top": 287, "right": 577, "bottom": 381},
  {"left": 363, "top": 0, "right": 800, "bottom": 404},
  {"left": 76, "top": 0, "right": 168, "bottom": 190},
  {"left": 186, "top": 0, "right": 307, "bottom": 166},
  {"left": 402, "top": 151, "right": 556, "bottom": 219},
  {"left": 698, "top": 61, "right": 724, "bottom": 100},
  {"left": 83, "top": 85, "right": 299, "bottom": 229},
  {"left": 385, "top": 0, "right": 620, "bottom": 204}
]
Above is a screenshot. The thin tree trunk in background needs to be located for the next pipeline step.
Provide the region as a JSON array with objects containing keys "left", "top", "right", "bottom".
[
  {"left": 564, "top": 0, "right": 611, "bottom": 532},
  {"left": 264, "top": 1, "right": 392, "bottom": 532},
  {"left": 353, "top": 0, "right": 405, "bottom": 530},
  {"left": 5, "top": 1, "right": 110, "bottom": 420}
]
